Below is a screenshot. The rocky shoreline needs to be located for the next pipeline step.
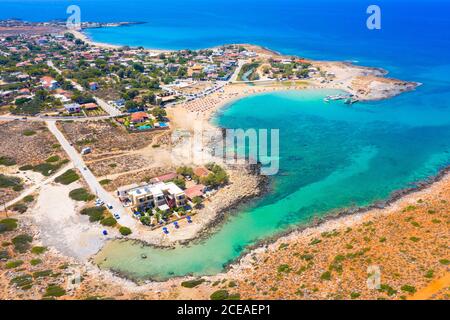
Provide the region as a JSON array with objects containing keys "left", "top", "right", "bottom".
[{"left": 224, "top": 165, "right": 450, "bottom": 273}]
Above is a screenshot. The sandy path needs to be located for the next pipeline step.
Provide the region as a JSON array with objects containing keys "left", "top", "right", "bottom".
[
  {"left": 30, "top": 182, "right": 117, "bottom": 261},
  {"left": 408, "top": 273, "right": 450, "bottom": 300},
  {"left": 4, "top": 163, "right": 73, "bottom": 209}
]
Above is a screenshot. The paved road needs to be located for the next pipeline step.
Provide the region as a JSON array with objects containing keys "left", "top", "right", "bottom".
[
  {"left": 46, "top": 120, "right": 136, "bottom": 229},
  {"left": 47, "top": 60, "right": 122, "bottom": 117},
  {"left": 229, "top": 59, "right": 248, "bottom": 82},
  {"left": 94, "top": 96, "right": 122, "bottom": 117}
]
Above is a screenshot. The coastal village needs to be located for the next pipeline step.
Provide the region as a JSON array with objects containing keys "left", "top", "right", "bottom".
[{"left": 0, "top": 20, "right": 447, "bottom": 301}]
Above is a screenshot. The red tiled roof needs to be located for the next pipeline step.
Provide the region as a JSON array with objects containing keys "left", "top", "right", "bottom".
[
  {"left": 40, "top": 76, "right": 54, "bottom": 84},
  {"left": 130, "top": 112, "right": 149, "bottom": 122},
  {"left": 193, "top": 167, "right": 210, "bottom": 177},
  {"left": 185, "top": 184, "right": 205, "bottom": 199},
  {"left": 154, "top": 172, "right": 178, "bottom": 182}
]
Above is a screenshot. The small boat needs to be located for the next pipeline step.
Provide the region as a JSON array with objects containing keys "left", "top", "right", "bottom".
[{"left": 141, "top": 254, "right": 147, "bottom": 259}]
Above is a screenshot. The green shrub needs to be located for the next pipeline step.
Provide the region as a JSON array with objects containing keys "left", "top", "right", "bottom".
[
  {"left": 320, "top": 271, "right": 332, "bottom": 281},
  {"left": 23, "top": 195, "right": 34, "bottom": 203},
  {"left": 12, "top": 184, "right": 24, "bottom": 191},
  {"left": 424, "top": 270, "right": 434, "bottom": 279},
  {"left": 277, "top": 264, "right": 291, "bottom": 273},
  {"left": 201, "top": 163, "right": 229, "bottom": 187},
  {"left": 0, "top": 218, "right": 18, "bottom": 233},
  {"left": 32, "top": 163, "right": 58, "bottom": 176},
  {"left": 81, "top": 206, "right": 105, "bottom": 222},
  {"left": 33, "top": 270, "right": 52, "bottom": 278},
  {"left": 378, "top": 284, "right": 397, "bottom": 296},
  {"left": 44, "top": 285, "right": 66, "bottom": 297},
  {"left": 300, "top": 254, "right": 314, "bottom": 261},
  {"left": 0, "top": 174, "right": 22, "bottom": 189},
  {"left": 10, "top": 275, "right": 33, "bottom": 290},
  {"left": 55, "top": 169, "right": 80, "bottom": 185},
  {"left": 100, "top": 217, "right": 117, "bottom": 227},
  {"left": 10, "top": 203, "right": 28, "bottom": 213},
  {"left": 0, "top": 156, "right": 16, "bottom": 166},
  {"left": 22, "top": 129, "right": 36, "bottom": 136},
  {"left": 6, "top": 260, "right": 24, "bottom": 269},
  {"left": 309, "top": 238, "right": 322, "bottom": 245},
  {"left": 403, "top": 205, "right": 417, "bottom": 212},
  {"left": 12, "top": 234, "right": 33, "bottom": 253},
  {"left": 119, "top": 226, "right": 132, "bottom": 236},
  {"left": 19, "top": 165, "right": 33, "bottom": 171},
  {"left": 181, "top": 279, "right": 205, "bottom": 288},
  {"left": 45, "top": 155, "right": 60, "bottom": 163},
  {"left": 439, "top": 259, "right": 449, "bottom": 265},
  {"left": 69, "top": 188, "right": 94, "bottom": 201},
  {"left": 172, "top": 178, "right": 186, "bottom": 189},
  {"left": 0, "top": 250, "right": 10, "bottom": 260},
  {"left": 31, "top": 246, "right": 47, "bottom": 255},
  {"left": 210, "top": 290, "right": 229, "bottom": 300},
  {"left": 350, "top": 292, "right": 361, "bottom": 299},
  {"left": 401, "top": 285, "right": 416, "bottom": 294},
  {"left": 99, "top": 179, "right": 112, "bottom": 185},
  {"left": 30, "top": 258, "right": 42, "bottom": 266}
]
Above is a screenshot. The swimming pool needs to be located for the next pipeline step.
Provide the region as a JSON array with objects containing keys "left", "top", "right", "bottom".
[{"left": 138, "top": 125, "right": 152, "bottom": 130}]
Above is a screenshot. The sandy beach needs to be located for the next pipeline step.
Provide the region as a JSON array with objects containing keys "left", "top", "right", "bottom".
[{"left": 69, "top": 29, "right": 171, "bottom": 55}]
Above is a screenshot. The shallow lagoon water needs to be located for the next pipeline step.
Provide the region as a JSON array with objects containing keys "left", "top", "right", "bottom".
[{"left": 95, "top": 89, "right": 450, "bottom": 281}]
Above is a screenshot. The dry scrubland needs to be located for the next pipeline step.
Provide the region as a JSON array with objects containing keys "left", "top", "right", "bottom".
[
  {"left": 228, "top": 175, "right": 450, "bottom": 300},
  {"left": 57, "top": 120, "right": 159, "bottom": 154},
  {"left": 0, "top": 121, "right": 67, "bottom": 203},
  {"left": 0, "top": 218, "right": 78, "bottom": 300},
  {"left": 0, "top": 121, "right": 65, "bottom": 166}
]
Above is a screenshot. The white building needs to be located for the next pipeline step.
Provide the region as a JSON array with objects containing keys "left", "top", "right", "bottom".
[{"left": 121, "top": 182, "right": 186, "bottom": 211}]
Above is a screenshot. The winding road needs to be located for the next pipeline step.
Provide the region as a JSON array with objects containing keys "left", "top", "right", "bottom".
[{"left": 45, "top": 120, "right": 136, "bottom": 229}]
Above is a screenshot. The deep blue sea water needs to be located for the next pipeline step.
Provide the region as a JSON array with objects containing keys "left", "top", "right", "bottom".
[{"left": 2, "top": 0, "right": 449, "bottom": 279}]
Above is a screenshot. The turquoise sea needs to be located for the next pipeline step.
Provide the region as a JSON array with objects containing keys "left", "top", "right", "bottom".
[{"left": 2, "top": 0, "right": 449, "bottom": 280}]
